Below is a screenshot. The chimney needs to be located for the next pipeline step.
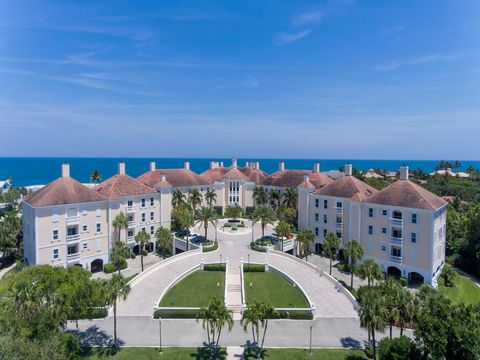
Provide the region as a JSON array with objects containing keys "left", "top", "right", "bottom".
[
  {"left": 232, "top": 156, "right": 238, "bottom": 167},
  {"left": 255, "top": 161, "right": 260, "bottom": 170},
  {"left": 118, "top": 162, "right": 126, "bottom": 175},
  {"left": 161, "top": 174, "right": 166, "bottom": 182},
  {"left": 245, "top": 161, "right": 249, "bottom": 168},
  {"left": 210, "top": 161, "right": 217, "bottom": 170},
  {"left": 400, "top": 166, "right": 409, "bottom": 180},
  {"left": 220, "top": 161, "right": 224, "bottom": 167},
  {"left": 279, "top": 161, "right": 285, "bottom": 171},
  {"left": 313, "top": 162, "right": 320, "bottom": 173},
  {"left": 304, "top": 175, "right": 310, "bottom": 183},
  {"left": 345, "top": 164, "right": 353, "bottom": 176},
  {"left": 184, "top": 161, "right": 190, "bottom": 170},
  {"left": 149, "top": 161, "right": 156, "bottom": 172},
  {"left": 61, "top": 162, "right": 70, "bottom": 178}
]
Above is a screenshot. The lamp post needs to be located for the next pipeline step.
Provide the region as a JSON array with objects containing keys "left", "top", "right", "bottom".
[
  {"left": 309, "top": 322, "right": 313, "bottom": 355},
  {"left": 250, "top": 282, "right": 253, "bottom": 303},
  {"left": 217, "top": 282, "right": 220, "bottom": 297},
  {"left": 248, "top": 253, "right": 250, "bottom": 271},
  {"left": 159, "top": 316, "right": 163, "bottom": 354},
  {"left": 220, "top": 253, "right": 222, "bottom": 265}
]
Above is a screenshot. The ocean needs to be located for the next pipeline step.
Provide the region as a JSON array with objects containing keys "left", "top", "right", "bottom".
[{"left": 0, "top": 158, "right": 479, "bottom": 187}]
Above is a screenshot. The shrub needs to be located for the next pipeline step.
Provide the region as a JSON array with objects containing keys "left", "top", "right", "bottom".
[
  {"left": 213, "top": 206, "right": 223, "bottom": 216},
  {"left": 203, "top": 242, "right": 218, "bottom": 253},
  {"left": 378, "top": 336, "right": 421, "bottom": 360},
  {"left": 104, "top": 259, "right": 127, "bottom": 274},
  {"left": 154, "top": 308, "right": 199, "bottom": 319},
  {"left": 69, "top": 307, "right": 108, "bottom": 320},
  {"left": 337, "top": 262, "right": 352, "bottom": 273},
  {"left": 142, "top": 250, "right": 148, "bottom": 256},
  {"left": 245, "top": 206, "right": 255, "bottom": 216},
  {"left": 204, "top": 264, "right": 226, "bottom": 271},
  {"left": 223, "top": 223, "right": 231, "bottom": 228},
  {"left": 399, "top": 277, "right": 408, "bottom": 287},
  {"left": 62, "top": 333, "right": 81, "bottom": 358},
  {"left": 243, "top": 264, "right": 265, "bottom": 272},
  {"left": 250, "top": 242, "right": 267, "bottom": 253},
  {"left": 270, "top": 310, "right": 313, "bottom": 320},
  {"left": 130, "top": 253, "right": 136, "bottom": 259}
]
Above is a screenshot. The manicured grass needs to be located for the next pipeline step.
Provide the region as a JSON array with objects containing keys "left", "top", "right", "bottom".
[
  {"left": 244, "top": 271, "right": 309, "bottom": 308},
  {"left": 245, "top": 348, "right": 367, "bottom": 360},
  {"left": 438, "top": 271, "right": 480, "bottom": 306},
  {"left": 80, "top": 347, "right": 226, "bottom": 359},
  {"left": 159, "top": 270, "right": 225, "bottom": 307}
]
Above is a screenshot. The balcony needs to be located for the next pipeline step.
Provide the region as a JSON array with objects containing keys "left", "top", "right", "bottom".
[
  {"left": 334, "top": 207, "right": 344, "bottom": 215},
  {"left": 67, "top": 252, "right": 80, "bottom": 260},
  {"left": 128, "top": 220, "right": 135, "bottom": 226},
  {"left": 390, "top": 236, "right": 403, "bottom": 245},
  {"left": 390, "top": 217, "right": 403, "bottom": 227},
  {"left": 66, "top": 215, "right": 79, "bottom": 225},
  {"left": 390, "top": 255, "right": 402, "bottom": 264},
  {"left": 126, "top": 205, "right": 135, "bottom": 212},
  {"left": 66, "top": 234, "right": 80, "bottom": 242},
  {"left": 127, "top": 235, "right": 135, "bottom": 243},
  {"left": 335, "top": 222, "right": 343, "bottom": 229}
]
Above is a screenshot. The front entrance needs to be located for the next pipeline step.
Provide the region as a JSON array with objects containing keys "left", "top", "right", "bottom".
[{"left": 91, "top": 259, "right": 104, "bottom": 273}]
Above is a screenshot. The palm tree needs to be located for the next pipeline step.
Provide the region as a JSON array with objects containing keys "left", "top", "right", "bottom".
[
  {"left": 242, "top": 301, "right": 261, "bottom": 351},
  {"left": 102, "top": 274, "right": 131, "bottom": 349},
  {"left": 135, "top": 229, "right": 150, "bottom": 272},
  {"left": 268, "top": 189, "right": 281, "bottom": 210},
  {"left": 155, "top": 227, "right": 174, "bottom": 258},
  {"left": 205, "top": 188, "right": 217, "bottom": 206},
  {"left": 275, "top": 221, "right": 291, "bottom": 252},
  {"left": 440, "top": 264, "right": 456, "bottom": 287},
  {"left": 195, "top": 206, "right": 217, "bottom": 243},
  {"left": 252, "top": 205, "right": 276, "bottom": 240},
  {"left": 172, "top": 205, "right": 193, "bottom": 250},
  {"left": 253, "top": 186, "right": 268, "bottom": 206},
  {"left": 188, "top": 188, "right": 203, "bottom": 217},
  {"left": 296, "top": 229, "right": 315, "bottom": 261},
  {"left": 324, "top": 232, "right": 340, "bottom": 275},
  {"left": 258, "top": 302, "right": 278, "bottom": 356},
  {"left": 282, "top": 187, "right": 297, "bottom": 209},
  {"left": 90, "top": 169, "right": 102, "bottom": 186},
  {"left": 344, "top": 240, "right": 364, "bottom": 289},
  {"left": 112, "top": 212, "right": 128, "bottom": 242},
  {"left": 380, "top": 277, "right": 402, "bottom": 339},
  {"left": 359, "top": 287, "right": 387, "bottom": 360},
  {"left": 358, "top": 259, "right": 383, "bottom": 287},
  {"left": 397, "top": 288, "right": 415, "bottom": 336},
  {"left": 172, "top": 189, "right": 186, "bottom": 208},
  {"left": 110, "top": 241, "right": 130, "bottom": 274}
]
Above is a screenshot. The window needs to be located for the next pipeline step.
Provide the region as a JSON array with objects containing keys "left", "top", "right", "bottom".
[
  {"left": 127, "top": 200, "right": 133, "bottom": 207},
  {"left": 53, "top": 248, "right": 59, "bottom": 260},
  {"left": 412, "top": 213, "right": 417, "bottom": 224},
  {"left": 142, "top": 213, "right": 146, "bottom": 222},
  {"left": 368, "top": 208, "right": 373, "bottom": 217},
  {"left": 127, "top": 229, "right": 134, "bottom": 238},
  {"left": 411, "top": 232, "right": 417, "bottom": 243},
  {"left": 323, "top": 229, "right": 327, "bottom": 237},
  {"left": 96, "top": 223, "right": 102, "bottom": 233},
  {"left": 391, "top": 247, "right": 402, "bottom": 257},
  {"left": 368, "top": 225, "right": 373, "bottom": 235},
  {"left": 150, "top": 197, "right": 154, "bottom": 206},
  {"left": 82, "top": 224, "right": 88, "bottom": 232},
  {"left": 150, "top": 212, "right": 154, "bottom": 221},
  {"left": 315, "top": 227, "right": 319, "bottom": 236},
  {"left": 336, "top": 217, "right": 342, "bottom": 224},
  {"left": 315, "top": 199, "right": 319, "bottom": 208},
  {"left": 323, "top": 214, "right": 327, "bottom": 224},
  {"left": 150, "top": 226, "right": 155, "bottom": 235},
  {"left": 52, "top": 229, "right": 59, "bottom": 241},
  {"left": 382, "top": 209, "right": 387, "bottom": 216},
  {"left": 336, "top": 201, "right": 342, "bottom": 208},
  {"left": 381, "top": 245, "right": 386, "bottom": 252},
  {"left": 336, "top": 232, "right": 342, "bottom": 239},
  {"left": 142, "top": 227, "right": 146, "bottom": 233},
  {"left": 315, "top": 213, "right": 319, "bottom": 221},
  {"left": 67, "top": 245, "right": 78, "bottom": 255},
  {"left": 382, "top": 227, "right": 387, "bottom": 234},
  {"left": 67, "top": 227, "right": 77, "bottom": 236},
  {"left": 141, "top": 198, "right": 146, "bottom": 208},
  {"left": 82, "top": 243, "right": 88, "bottom": 250},
  {"left": 323, "top": 200, "right": 328, "bottom": 209}
]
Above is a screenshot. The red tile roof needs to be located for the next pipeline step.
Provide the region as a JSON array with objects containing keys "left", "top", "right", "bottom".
[
  {"left": 137, "top": 169, "right": 209, "bottom": 188},
  {"left": 24, "top": 177, "right": 106, "bottom": 207},
  {"left": 239, "top": 167, "right": 268, "bottom": 184},
  {"left": 222, "top": 167, "right": 249, "bottom": 180},
  {"left": 315, "top": 176, "right": 377, "bottom": 201},
  {"left": 96, "top": 174, "right": 156, "bottom": 200},
  {"left": 261, "top": 170, "right": 333, "bottom": 188},
  {"left": 365, "top": 180, "right": 447, "bottom": 210},
  {"left": 200, "top": 168, "right": 229, "bottom": 183}
]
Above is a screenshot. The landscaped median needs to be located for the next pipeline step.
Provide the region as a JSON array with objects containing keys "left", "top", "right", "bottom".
[{"left": 154, "top": 265, "right": 225, "bottom": 319}]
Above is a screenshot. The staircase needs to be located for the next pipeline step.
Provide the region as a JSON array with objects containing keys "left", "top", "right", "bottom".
[{"left": 226, "top": 264, "right": 243, "bottom": 320}]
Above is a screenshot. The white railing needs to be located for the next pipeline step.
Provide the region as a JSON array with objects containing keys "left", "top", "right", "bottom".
[
  {"left": 334, "top": 207, "right": 344, "bottom": 214},
  {"left": 390, "top": 236, "right": 403, "bottom": 245},
  {"left": 67, "top": 252, "right": 80, "bottom": 259},
  {"left": 127, "top": 205, "right": 135, "bottom": 212},
  {"left": 128, "top": 220, "right": 135, "bottom": 226},
  {"left": 390, "top": 218, "right": 403, "bottom": 226},
  {"left": 224, "top": 259, "right": 229, "bottom": 306},
  {"left": 66, "top": 216, "right": 79, "bottom": 224},
  {"left": 390, "top": 255, "right": 402, "bottom": 264},
  {"left": 66, "top": 234, "right": 80, "bottom": 242},
  {"left": 335, "top": 222, "right": 343, "bottom": 229},
  {"left": 240, "top": 260, "right": 246, "bottom": 308}
]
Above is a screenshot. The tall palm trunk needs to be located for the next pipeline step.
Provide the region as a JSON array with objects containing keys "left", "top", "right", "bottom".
[
  {"left": 329, "top": 254, "right": 333, "bottom": 275},
  {"left": 372, "top": 326, "right": 376, "bottom": 360},
  {"left": 400, "top": 322, "right": 404, "bottom": 336},
  {"left": 389, "top": 322, "right": 393, "bottom": 339},
  {"left": 350, "top": 271, "right": 354, "bottom": 289},
  {"left": 206, "top": 321, "right": 211, "bottom": 344},
  {"left": 204, "top": 223, "right": 208, "bottom": 242},
  {"left": 367, "top": 328, "right": 371, "bottom": 349},
  {"left": 261, "top": 223, "right": 265, "bottom": 239},
  {"left": 113, "top": 301, "right": 117, "bottom": 348},
  {"left": 140, "top": 244, "right": 144, "bottom": 272},
  {"left": 260, "top": 319, "right": 269, "bottom": 353},
  {"left": 214, "top": 327, "right": 223, "bottom": 359}
]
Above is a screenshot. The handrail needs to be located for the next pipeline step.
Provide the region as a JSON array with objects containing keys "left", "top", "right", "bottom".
[
  {"left": 240, "top": 261, "right": 246, "bottom": 307},
  {"left": 224, "top": 258, "right": 229, "bottom": 306}
]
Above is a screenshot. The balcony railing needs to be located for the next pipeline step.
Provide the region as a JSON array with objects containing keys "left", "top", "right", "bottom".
[
  {"left": 390, "top": 236, "right": 403, "bottom": 245},
  {"left": 390, "top": 255, "right": 402, "bottom": 264},
  {"left": 334, "top": 207, "right": 344, "bottom": 214},
  {"left": 128, "top": 220, "right": 135, "bottom": 226},
  {"left": 126, "top": 205, "right": 135, "bottom": 212},
  {"left": 390, "top": 217, "right": 404, "bottom": 226},
  {"left": 127, "top": 235, "right": 135, "bottom": 243},
  {"left": 66, "top": 234, "right": 80, "bottom": 242},
  {"left": 335, "top": 222, "right": 343, "bottom": 229},
  {"left": 67, "top": 251, "right": 80, "bottom": 259},
  {"left": 66, "top": 216, "right": 79, "bottom": 224}
]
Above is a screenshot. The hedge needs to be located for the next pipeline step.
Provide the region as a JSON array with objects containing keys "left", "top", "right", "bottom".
[
  {"left": 250, "top": 242, "right": 267, "bottom": 253},
  {"left": 154, "top": 308, "right": 199, "bottom": 319},
  {"left": 243, "top": 264, "right": 265, "bottom": 272},
  {"left": 213, "top": 206, "right": 223, "bottom": 216},
  {"left": 202, "top": 242, "right": 218, "bottom": 252},
  {"left": 69, "top": 307, "right": 108, "bottom": 320},
  {"left": 204, "top": 264, "right": 226, "bottom": 271},
  {"left": 223, "top": 223, "right": 231, "bottom": 228},
  {"left": 245, "top": 206, "right": 255, "bottom": 216},
  {"left": 271, "top": 310, "right": 313, "bottom": 320},
  {"left": 104, "top": 259, "right": 127, "bottom": 274}
]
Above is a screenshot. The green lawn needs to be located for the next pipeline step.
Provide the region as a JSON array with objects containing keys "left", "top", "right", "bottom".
[
  {"left": 438, "top": 271, "right": 480, "bottom": 306},
  {"left": 244, "top": 271, "right": 309, "bottom": 308},
  {"left": 159, "top": 270, "right": 225, "bottom": 307},
  {"left": 81, "top": 347, "right": 226, "bottom": 359},
  {"left": 246, "top": 348, "right": 367, "bottom": 360}
]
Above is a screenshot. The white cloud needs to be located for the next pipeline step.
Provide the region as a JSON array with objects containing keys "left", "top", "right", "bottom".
[
  {"left": 374, "top": 53, "right": 462, "bottom": 71},
  {"left": 275, "top": 30, "right": 311, "bottom": 45},
  {"left": 292, "top": 11, "right": 323, "bottom": 27}
]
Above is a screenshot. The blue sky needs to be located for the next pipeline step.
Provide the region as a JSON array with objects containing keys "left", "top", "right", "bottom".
[{"left": 0, "top": 0, "right": 479, "bottom": 159}]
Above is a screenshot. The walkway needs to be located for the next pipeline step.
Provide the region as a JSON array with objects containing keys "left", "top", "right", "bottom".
[{"left": 226, "top": 264, "right": 243, "bottom": 320}]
